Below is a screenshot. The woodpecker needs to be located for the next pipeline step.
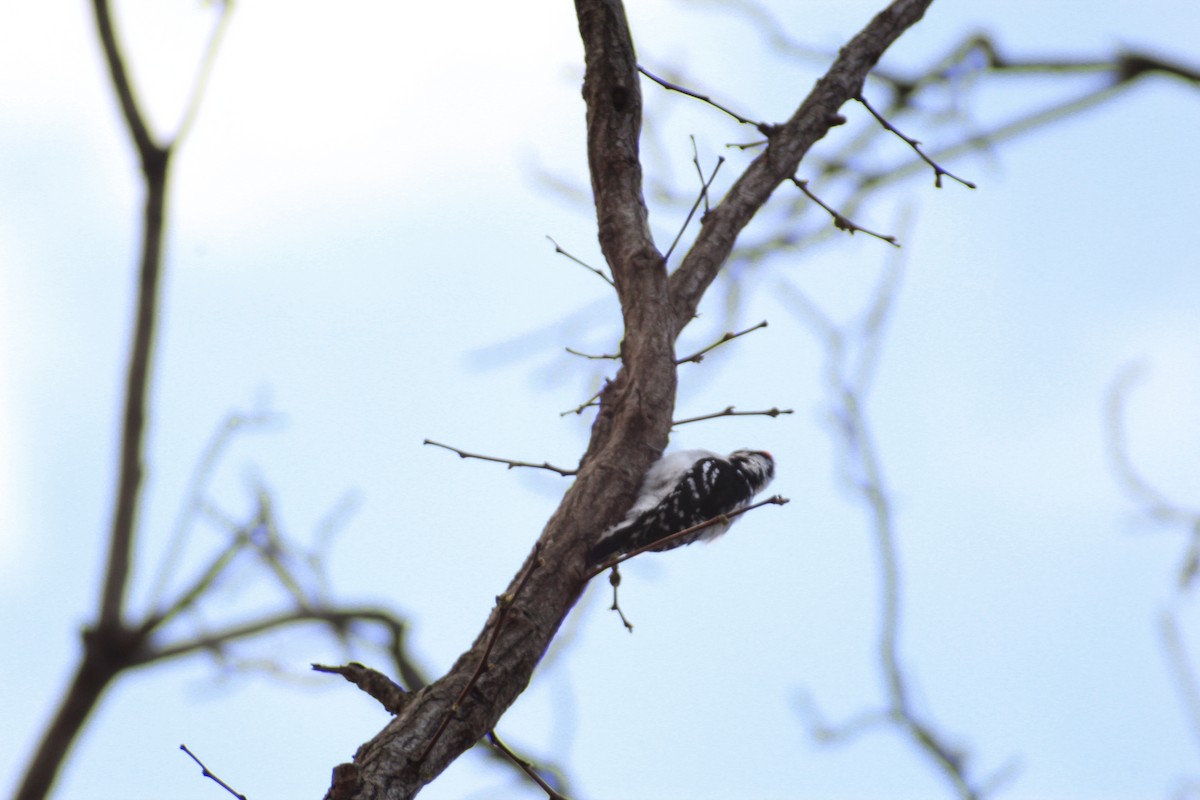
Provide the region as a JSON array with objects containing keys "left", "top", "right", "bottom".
[{"left": 588, "top": 448, "right": 775, "bottom": 566}]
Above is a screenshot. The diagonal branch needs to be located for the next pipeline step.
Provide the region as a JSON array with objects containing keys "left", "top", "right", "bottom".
[
  {"left": 638, "top": 65, "right": 769, "bottom": 131},
  {"left": 180, "top": 744, "right": 248, "bottom": 800},
  {"left": 546, "top": 235, "right": 615, "bottom": 287},
  {"left": 856, "top": 92, "right": 976, "bottom": 188},
  {"left": 675, "top": 320, "right": 768, "bottom": 364},
  {"left": 423, "top": 439, "right": 578, "bottom": 476},
  {"left": 332, "top": 3, "right": 939, "bottom": 798},
  {"left": 667, "top": 0, "right": 935, "bottom": 334},
  {"left": 791, "top": 177, "right": 900, "bottom": 246},
  {"left": 672, "top": 405, "right": 794, "bottom": 426},
  {"left": 172, "top": 1, "right": 233, "bottom": 149}
]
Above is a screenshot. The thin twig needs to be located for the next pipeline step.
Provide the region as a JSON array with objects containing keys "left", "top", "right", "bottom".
[
  {"left": 791, "top": 178, "right": 900, "bottom": 246},
  {"left": 423, "top": 440, "right": 577, "bottom": 476},
  {"left": 606, "top": 565, "right": 634, "bottom": 632},
  {"left": 546, "top": 236, "right": 614, "bottom": 287},
  {"left": 564, "top": 347, "right": 619, "bottom": 360},
  {"left": 785, "top": 260, "right": 986, "bottom": 798},
  {"left": 180, "top": 744, "right": 247, "bottom": 800},
  {"left": 586, "top": 496, "right": 789, "bottom": 579},
  {"left": 856, "top": 93, "right": 976, "bottom": 189},
  {"left": 672, "top": 406, "right": 793, "bottom": 426},
  {"left": 485, "top": 730, "right": 572, "bottom": 800},
  {"left": 172, "top": 0, "right": 233, "bottom": 148},
  {"left": 560, "top": 385, "right": 606, "bottom": 417},
  {"left": 689, "top": 136, "right": 709, "bottom": 212},
  {"left": 675, "top": 321, "right": 768, "bottom": 364},
  {"left": 148, "top": 410, "right": 278, "bottom": 610},
  {"left": 637, "top": 65, "right": 774, "bottom": 134},
  {"left": 725, "top": 139, "right": 769, "bottom": 151},
  {"left": 664, "top": 152, "right": 725, "bottom": 263},
  {"left": 418, "top": 546, "right": 544, "bottom": 763}
]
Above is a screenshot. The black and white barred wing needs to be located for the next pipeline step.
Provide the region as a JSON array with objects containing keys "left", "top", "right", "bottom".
[{"left": 588, "top": 449, "right": 773, "bottom": 565}]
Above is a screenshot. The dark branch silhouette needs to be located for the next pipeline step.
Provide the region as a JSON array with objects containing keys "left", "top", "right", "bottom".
[
  {"left": 180, "top": 744, "right": 248, "bottom": 800},
  {"left": 546, "top": 235, "right": 615, "bottom": 287},
  {"left": 423, "top": 439, "right": 579, "bottom": 476},
  {"left": 332, "top": 2, "right": 967, "bottom": 796},
  {"left": 675, "top": 320, "right": 769, "bottom": 364},
  {"left": 673, "top": 405, "right": 794, "bottom": 426},
  {"left": 791, "top": 177, "right": 900, "bottom": 245}
]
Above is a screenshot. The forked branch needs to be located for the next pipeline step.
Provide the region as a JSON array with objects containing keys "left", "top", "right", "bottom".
[{"left": 856, "top": 92, "right": 977, "bottom": 189}]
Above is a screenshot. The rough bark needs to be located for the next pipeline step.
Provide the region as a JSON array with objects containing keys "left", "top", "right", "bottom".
[{"left": 333, "top": 1, "right": 934, "bottom": 797}]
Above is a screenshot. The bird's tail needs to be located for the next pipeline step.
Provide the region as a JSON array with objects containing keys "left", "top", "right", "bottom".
[{"left": 587, "top": 528, "right": 625, "bottom": 567}]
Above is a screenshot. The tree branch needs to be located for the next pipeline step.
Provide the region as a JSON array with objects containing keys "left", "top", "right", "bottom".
[
  {"left": 423, "top": 439, "right": 578, "bottom": 476},
  {"left": 172, "top": 1, "right": 233, "bottom": 148},
  {"left": 638, "top": 65, "right": 769, "bottom": 130},
  {"left": 485, "top": 730, "right": 572, "bottom": 800},
  {"left": 546, "top": 235, "right": 614, "bottom": 287},
  {"left": 856, "top": 92, "right": 976, "bottom": 188},
  {"left": 667, "top": 0, "right": 936, "bottom": 334},
  {"left": 333, "top": 2, "right": 941, "bottom": 797},
  {"left": 334, "top": 1, "right": 684, "bottom": 795},
  {"left": 785, "top": 255, "right": 992, "bottom": 798},
  {"left": 93, "top": 0, "right": 172, "bottom": 637},
  {"left": 791, "top": 177, "right": 900, "bottom": 246},
  {"left": 180, "top": 744, "right": 248, "bottom": 800},
  {"left": 672, "top": 405, "right": 794, "bottom": 426},
  {"left": 675, "top": 320, "right": 768, "bottom": 364}
]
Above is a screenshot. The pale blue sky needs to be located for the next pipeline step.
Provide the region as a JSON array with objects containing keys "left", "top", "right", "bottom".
[{"left": 3, "top": 1, "right": 1200, "bottom": 799}]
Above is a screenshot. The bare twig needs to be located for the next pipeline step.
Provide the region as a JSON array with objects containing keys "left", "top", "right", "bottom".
[
  {"left": 144, "top": 528, "right": 249, "bottom": 633},
  {"left": 559, "top": 385, "right": 606, "bottom": 417},
  {"left": 665, "top": 152, "right": 725, "bottom": 263},
  {"left": 148, "top": 410, "right": 279, "bottom": 610},
  {"left": 675, "top": 320, "right": 768, "bottom": 364},
  {"left": 418, "top": 546, "right": 544, "bottom": 763},
  {"left": 606, "top": 565, "right": 634, "bottom": 632},
  {"left": 586, "top": 495, "right": 789, "bottom": 579},
  {"left": 672, "top": 406, "right": 793, "bottom": 426},
  {"left": 856, "top": 93, "right": 977, "bottom": 189},
  {"left": 485, "top": 730, "right": 572, "bottom": 800},
  {"left": 16, "top": 6, "right": 212, "bottom": 798},
  {"left": 791, "top": 178, "right": 900, "bottom": 246},
  {"left": 785, "top": 253, "right": 991, "bottom": 798},
  {"left": 689, "top": 136, "right": 712, "bottom": 214},
  {"left": 637, "top": 65, "right": 773, "bottom": 134},
  {"left": 546, "top": 235, "right": 614, "bottom": 287},
  {"left": 180, "top": 744, "right": 247, "bottom": 800},
  {"left": 423, "top": 439, "right": 577, "bottom": 476},
  {"left": 564, "top": 347, "right": 619, "bottom": 360},
  {"left": 172, "top": 0, "right": 233, "bottom": 148},
  {"left": 340, "top": 1, "right": 952, "bottom": 794}
]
